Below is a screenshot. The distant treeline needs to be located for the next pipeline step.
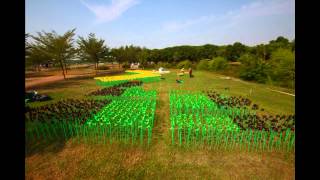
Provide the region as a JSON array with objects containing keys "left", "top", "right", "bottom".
[{"left": 26, "top": 29, "right": 294, "bottom": 88}]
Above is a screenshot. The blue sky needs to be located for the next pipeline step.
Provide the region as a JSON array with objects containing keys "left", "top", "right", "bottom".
[{"left": 26, "top": 0, "right": 295, "bottom": 49}]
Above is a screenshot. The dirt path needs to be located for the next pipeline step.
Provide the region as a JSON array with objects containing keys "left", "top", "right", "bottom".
[
  {"left": 25, "top": 70, "right": 124, "bottom": 89},
  {"left": 151, "top": 85, "right": 171, "bottom": 154},
  {"left": 25, "top": 74, "right": 84, "bottom": 89},
  {"left": 222, "top": 75, "right": 295, "bottom": 97}
]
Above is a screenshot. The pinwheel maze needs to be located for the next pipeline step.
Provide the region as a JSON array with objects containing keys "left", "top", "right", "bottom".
[
  {"left": 26, "top": 70, "right": 294, "bottom": 152},
  {"left": 25, "top": 77, "right": 157, "bottom": 146},
  {"left": 169, "top": 90, "right": 295, "bottom": 152}
]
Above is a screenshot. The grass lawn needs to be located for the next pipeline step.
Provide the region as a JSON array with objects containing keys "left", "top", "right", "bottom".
[{"left": 25, "top": 69, "right": 295, "bottom": 179}]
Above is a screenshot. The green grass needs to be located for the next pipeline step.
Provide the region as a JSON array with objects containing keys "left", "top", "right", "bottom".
[
  {"left": 143, "top": 70, "right": 294, "bottom": 115},
  {"left": 25, "top": 69, "right": 294, "bottom": 179}
]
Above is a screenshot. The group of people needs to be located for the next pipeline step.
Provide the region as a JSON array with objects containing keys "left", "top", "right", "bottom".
[
  {"left": 176, "top": 67, "right": 193, "bottom": 83},
  {"left": 180, "top": 67, "right": 193, "bottom": 77}
]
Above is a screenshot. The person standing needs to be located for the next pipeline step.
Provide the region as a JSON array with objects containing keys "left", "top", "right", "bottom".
[
  {"left": 181, "top": 67, "right": 185, "bottom": 74},
  {"left": 188, "top": 67, "right": 192, "bottom": 78}
]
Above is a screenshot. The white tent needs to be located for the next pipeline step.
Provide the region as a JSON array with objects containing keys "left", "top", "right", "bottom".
[{"left": 152, "top": 67, "right": 170, "bottom": 74}]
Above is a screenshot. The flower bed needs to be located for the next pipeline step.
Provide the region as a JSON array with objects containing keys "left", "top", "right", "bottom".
[
  {"left": 95, "top": 70, "right": 160, "bottom": 86},
  {"left": 88, "top": 80, "right": 143, "bottom": 96},
  {"left": 205, "top": 90, "right": 295, "bottom": 132}
]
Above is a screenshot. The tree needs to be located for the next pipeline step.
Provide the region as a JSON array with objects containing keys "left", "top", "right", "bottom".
[
  {"left": 111, "top": 47, "right": 126, "bottom": 69},
  {"left": 148, "top": 49, "right": 160, "bottom": 63},
  {"left": 25, "top": 33, "right": 31, "bottom": 50},
  {"left": 267, "top": 36, "right": 291, "bottom": 55},
  {"left": 126, "top": 45, "right": 141, "bottom": 63},
  {"left": 137, "top": 48, "right": 149, "bottom": 68},
  {"left": 216, "top": 46, "right": 226, "bottom": 58},
  {"left": 78, "top": 33, "right": 108, "bottom": 72},
  {"left": 291, "top": 39, "right": 295, "bottom": 52},
  {"left": 254, "top": 44, "right": 267, "bottom": 61},
  {"left": 31, "top": 29, "right": 77, "bottom": 79},
  {"left": 270, "top": 48, "right": 295, "bottom": 88},
  {"left": 271, "top": 36, "right": 290, "bottom": 46},
  {"left": 25, "top": 33, "right": 31, "bottom": 60},
  {"left": 225, "top": 42, "right": 247, "bottom": 61},
  {"left": 269, "top": 48, "right": 294, "bottom": 64},
  {"left": 26, "top": 44, "right": 50, "bottom": 71},
  {"left": 173, "top": 51, "right": 182, "bottom": 63},
  {"left": 199, "top": 44, "right": 219, "bottom": 59},
  {"left": 177, "top": 60, "right": 192, "bottom": 69}
]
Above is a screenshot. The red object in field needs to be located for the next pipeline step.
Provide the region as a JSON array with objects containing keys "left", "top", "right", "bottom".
[{"left": 188, "top": 68, "right": 193, "bottom": 77}]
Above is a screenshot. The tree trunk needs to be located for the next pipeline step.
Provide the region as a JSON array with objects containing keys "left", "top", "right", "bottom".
[
  {"left": 64, "top": 63, "right": 68, "bottom": 74},
  {"left": 95, "top": 62, "right": 97, "bottom": 75},
  {"left": 59, "top": 60, "right": 66, "bottom": 79}
]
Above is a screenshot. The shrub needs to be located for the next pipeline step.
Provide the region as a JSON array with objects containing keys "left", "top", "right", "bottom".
[
  {"left": 239, "top": 63, "right": 270, "bottom": 83},
  {"left": 177, "top": 60, "right": 192, "bottom": 69},
  {"left": 144, "top": 63, "right": 156, "bottom": 69},
  {"left": 156, "top": 62, "right": 172, "bottom": 69},
  {"left": 208, "top": 56, "right": 229, "bottom": 71},
  {"left": 238, "top": 54, "right": 271, "bottom": 83},
  {"left": 196, "top": 59, "right": 210, "bottom": 70},
  {"left": 122, "top": 62, "right": 130, "bottom": 69}
]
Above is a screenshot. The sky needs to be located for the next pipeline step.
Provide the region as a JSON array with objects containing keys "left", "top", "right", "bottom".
[{"left": 26, "top": 0, "right": 295, "bottom": 49}]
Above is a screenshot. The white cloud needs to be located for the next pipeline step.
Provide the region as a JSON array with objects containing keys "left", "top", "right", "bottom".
[
  {"left": 162, "top": 0, "right": 294, "bottom": 32},
  {"left": 81, "top": 0, "right": 140, "bottom": 23},
  {"left": 162, "top": 15, "right": 215, "bottom": 32},
  {"left": 231, "top": 0, "right": 294, "bottom": 21}
]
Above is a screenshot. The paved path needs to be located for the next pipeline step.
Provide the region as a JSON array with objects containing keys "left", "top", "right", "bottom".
[{"left": 267, "top": 88, "right": 295, "bottom": 96}]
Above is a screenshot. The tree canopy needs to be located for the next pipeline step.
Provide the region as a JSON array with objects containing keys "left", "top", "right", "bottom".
[
  {"left": 29, "top": 29, "right": 77, "bottom": 79},
  {"left": 77, "top": 33, "right": 109, "bottom": 70},
  {"left": 25, "top": 31, "right": 294, "bottom": 87}
]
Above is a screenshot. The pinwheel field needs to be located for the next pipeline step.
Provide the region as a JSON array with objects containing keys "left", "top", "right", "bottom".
[{"left": 25, "top": 70, "right": 295, "bottom": 179}]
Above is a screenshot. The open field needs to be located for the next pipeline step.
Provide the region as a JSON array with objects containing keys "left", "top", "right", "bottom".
[{"left": 25, "top": 69, "right": 294, "bottom": 179}]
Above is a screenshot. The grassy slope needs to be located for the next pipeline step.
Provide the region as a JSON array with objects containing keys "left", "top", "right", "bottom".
[
  {"left": 144, "top": 69, "right": 294, "bottom": 115},
  {"left": 26, "top": 69, "right": 295, "bottom": 179}
]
